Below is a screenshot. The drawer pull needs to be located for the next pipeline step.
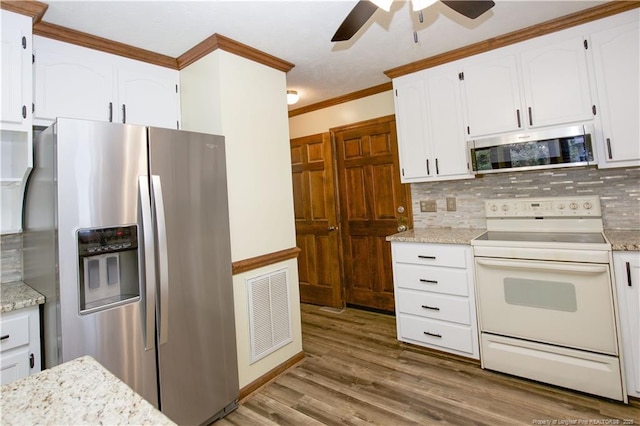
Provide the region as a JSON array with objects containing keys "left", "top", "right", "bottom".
[
  {"left": 421, "top": 305, "right": 440, "bottom": 311},
  {"left": 1, "top": 334, "right": 9, "bottom": 341},
  {"left": 419, "top": 279, "right": 438, "bottom": 284},
  {"left": 423, "top": 331, "right": 442, "bottom": 338},
  {"left": 418, "top": 255, "right": 436, "bottom": 260}
]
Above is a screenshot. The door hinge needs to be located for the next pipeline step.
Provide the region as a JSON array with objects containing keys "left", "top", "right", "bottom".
[
  {"left": 583, "top": 39, "right": 588, "bottom": 50},
  {"left": 592, "top": 105, "right": 597, "bottom": 115},
  {"left": 22, "top": 36, "right": 27, "bottom": 49},
  {"left": 458, "top": 72, "right": 464, "bottom": 81}
]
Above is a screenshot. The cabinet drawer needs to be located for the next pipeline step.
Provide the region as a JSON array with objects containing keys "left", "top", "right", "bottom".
[
  {"left": 397, "top": 289, "right": 471, "bottom": 325},
  {"left": 395, "top": 264, "right": 469, "bottom": 296},
  {"left": 0, "top": 312, "right": 30, "bottom": 352},
  {"left": 393, "top": 243, "right": 468, "bottom": 268},
  {"left": 398, "top": 314, "right": 474, "bottom": 354}
]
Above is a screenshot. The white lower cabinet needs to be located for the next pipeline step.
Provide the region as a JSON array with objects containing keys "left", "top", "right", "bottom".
[
  {"left": 391, "top": 242, "right": 479, "bottom": 359},
  {"left": 613, "top": 251, "right": 640, "bottom": 398},
  {"left": 0, "top": 306, "right": 41, "bottom": 385}
]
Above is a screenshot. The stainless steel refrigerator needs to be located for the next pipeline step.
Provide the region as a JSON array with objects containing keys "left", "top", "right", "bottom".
[{"left": 23, "top": 118, "right": 239, "bottom": 425}]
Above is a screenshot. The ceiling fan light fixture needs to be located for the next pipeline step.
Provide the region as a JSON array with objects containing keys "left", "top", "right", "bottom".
[
  {"left": 287, "top": 90, "right": 300, "bottom": 105},
  {"left": 411, "top": 0, "right": 438, "bottom": 12},
  {"left": 370, "top": 0, "right": 393, "bottom": 12}
]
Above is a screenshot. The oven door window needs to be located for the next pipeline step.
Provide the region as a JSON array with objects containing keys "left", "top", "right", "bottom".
[
  {"left": 504, "top": 278, "right": 577, "bottom": 312},
  {"left": 475, "top": 258, "right": 617, "bottom": 355}
]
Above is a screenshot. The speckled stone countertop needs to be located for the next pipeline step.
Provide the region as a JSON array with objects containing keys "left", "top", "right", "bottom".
[
  {"left": 386, "top": 228, "right": 486, "bottom": 245},
  {"left": 605, "top": 230, "right": 640, "bottom": 251},
  {"left": 0, "top": 355, "right": 175, "bottom": 426},
  {"left": 1, "top": 281, "right": 45, "bottom": 314}
]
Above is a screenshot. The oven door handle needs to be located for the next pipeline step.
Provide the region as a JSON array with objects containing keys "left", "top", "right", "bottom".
[{"left": 475, "top": 259, "right": 608, "bottom": 274}]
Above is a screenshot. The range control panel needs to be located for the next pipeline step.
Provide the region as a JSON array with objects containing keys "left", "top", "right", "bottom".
[{"left": 485, "top": 196, "right": 602, "bottom": 218}]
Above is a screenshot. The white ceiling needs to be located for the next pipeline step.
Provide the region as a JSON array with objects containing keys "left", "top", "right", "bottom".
[{"left": 39, "top": 0, "right": 607, "bottom": 109}]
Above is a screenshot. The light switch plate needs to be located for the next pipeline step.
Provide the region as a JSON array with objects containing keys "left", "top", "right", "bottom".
[
  {"left": 420, "top": 200, "right": 437, "bottom": 212},
  {"left": 446, "top": 197, "right": 457, "bottom": 211}
]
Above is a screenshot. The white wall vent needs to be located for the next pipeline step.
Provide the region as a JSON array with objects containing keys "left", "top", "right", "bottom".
[{"left": 247, "top": 267, "right": 292, "bottom": 363}]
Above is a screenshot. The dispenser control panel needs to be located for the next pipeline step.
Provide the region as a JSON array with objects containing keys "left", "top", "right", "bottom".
[{"left": 77, "top": 225, "right": 138, "bottom": 256}]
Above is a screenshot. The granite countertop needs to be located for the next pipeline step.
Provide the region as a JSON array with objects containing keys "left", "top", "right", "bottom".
[
  {"left": 0, "top": 355, "right": 175, "bottom": 426},
  {"left": 1, "top": 281, "right": 45, "bottom": 314},
  {"left": 386, "top": 228, "right": 486, "bottom": 245},
  {"left": 605, "top": 230, "right": 640, "bottom": 251}
]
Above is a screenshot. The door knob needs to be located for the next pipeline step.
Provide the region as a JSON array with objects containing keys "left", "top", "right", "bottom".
[
  {"left": 328, "top": 226, "right": 338, "bottom": 231},
  {"left": 397, "top": 225, "right": 407, "bottom": 232}
]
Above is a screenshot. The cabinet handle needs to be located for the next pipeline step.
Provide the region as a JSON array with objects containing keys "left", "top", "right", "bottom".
[
  {"left": 21, "top": 105, "right": 26, "bottom": 119},
  {"left": 516, "top": 109, "right": 521, "bottom": 128},
  {"left": 421, "top": 305, "right": 440, "bottom": 311},
  {"left": 122, "top": 104, "right": 126, "bottom": 123},
  {"left": 528, "top": 107, "right": 533, "bottom": 126},
  {"left": 419, "top": 279, "right": 438, "bottom": 284},
  {"left": 1, "top": 334, "right": 9, "bottom": 341},
  {"left": 418, "top": 255, "right": 436, "bottom": 260},
  {"left": 423, "top": 331, "right": 442, "bottom": 338},
  {"left": 108, "top": 102, "right": 113, "bottom": 122},
  {"left": 29, "top": 354, "right": 35, "bottom": 369},
  {"left": 426, "top": 159, "right": 430, "bottom": 175},
  {"left": 435, "top": 158, "right": 439, "bottom": 175},
  {"left": 626, "top": 262, "right": 633, "bottom": 287},
  {"left": 606, "top": 138, "right": 613, "bottom": 159}
]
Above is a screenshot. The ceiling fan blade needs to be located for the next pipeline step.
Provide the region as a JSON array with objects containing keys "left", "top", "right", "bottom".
[
  {"left": 441, "top": 1, "right": 495, "bottom": 19},
  {"left": 331, "top": 0, "right": 379, "bottom": 42}
]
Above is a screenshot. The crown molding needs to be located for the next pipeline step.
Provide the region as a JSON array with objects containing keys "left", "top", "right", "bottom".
[
  {"left": 0, "top": 1, "right": 48, "bottom": 24},
  {"left": 384, "top": 1, "right": 640, "bottom": 79},
  {"left": 288, "top": 82, "right": 393, "bottom": 118},
  {"left": 177, "top": 33, "right": 295, "bottom": 72}
]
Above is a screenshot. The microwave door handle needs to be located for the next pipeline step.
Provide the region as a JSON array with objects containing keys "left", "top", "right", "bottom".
[
  {"left": 151, "top": 175, "right": 169, "bottom": 346},
  {"left": 138, "top": 176, "right": 156, "bottom": 351}
]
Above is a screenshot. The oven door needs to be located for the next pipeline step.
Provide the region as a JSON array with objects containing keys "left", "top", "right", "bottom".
[{"left": 475, "top": 257, "right": 617, "bottom": 355}]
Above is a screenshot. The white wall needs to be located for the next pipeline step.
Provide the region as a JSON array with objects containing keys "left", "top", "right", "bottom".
[
  {"left": 288, "top": 90, "right": 395, "bottom": 139},
  {"left": 180, "top": 49, "right": 302, "bottom": 389}
]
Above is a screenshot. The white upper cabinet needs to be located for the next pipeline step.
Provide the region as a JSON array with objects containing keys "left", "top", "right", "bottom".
[
  {"left": 34, "top": 37, "right": 180, "bottom": 129},
  {"left": 589, "top": 19, "right": 640, "bottom": 168},
  {"left": 462, "top": 55, "right": 522, "bottom": 137},
  {"left": 462, "top": 36, "right": 593, "bottom": 138},
  {"left": 520, "top": 37, "right": 593, "bottom": 128},
  {"left": 394, "top": 63, "right": 472, "bottom": 183},
  {"left": 1, "top": 10, "right": 31, "bottom": 130}
]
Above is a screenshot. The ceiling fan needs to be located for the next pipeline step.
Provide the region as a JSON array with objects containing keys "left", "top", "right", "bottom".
[{"left": 332, "top": 0, "right": 496, "bottom": 42}]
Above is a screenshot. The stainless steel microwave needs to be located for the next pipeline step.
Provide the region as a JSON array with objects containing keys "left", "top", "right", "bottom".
[{"left": 467, "top": 124, "right": 595, "bottom": 174}]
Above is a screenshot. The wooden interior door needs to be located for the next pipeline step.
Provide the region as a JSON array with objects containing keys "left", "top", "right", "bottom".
[
  {"left": 333, "top": 115, "right": 411, "bottom": 312},
  {"left": 291, "top": 133, "right": 343, "bottom": 308}
]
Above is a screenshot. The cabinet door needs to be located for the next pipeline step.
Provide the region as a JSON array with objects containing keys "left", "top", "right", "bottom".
[
  {"left": 0, "top": 10, "right": 31, "bottom": 128},
  {"left": 117, "top": 64, "right": 180, "bottom": 129},
  {"left": 0, "top": 347, "right": 30, "bottom": 385},
  {"left": 393, "top": 76, "right": 430, "bottom": 181},
  {"left": 462, "top": 55, "right": 522, "bottom": 137},
  {"left": 424, "top": 67, "right": 471, "bottom": 179},
  {"left": 34, "top": 41, "right": 114, "bottom": 123},
  {"left": 613, "top": 252, "right": 640, "bottom": 398},
  {"left": 520, "top": 37, "right": 593, "bottom": 128},
  {"left": 590, "top": 21, "right": 640, "bottom": 167}
]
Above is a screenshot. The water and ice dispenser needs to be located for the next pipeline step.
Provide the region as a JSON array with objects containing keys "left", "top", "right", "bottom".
[{"left": 77, "top": 226, "right": 140, "bottom": 313}]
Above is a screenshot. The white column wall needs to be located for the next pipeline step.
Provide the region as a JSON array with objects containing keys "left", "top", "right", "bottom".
[{"left": 180, "top": 49, "right": 302, "bottom": 389}]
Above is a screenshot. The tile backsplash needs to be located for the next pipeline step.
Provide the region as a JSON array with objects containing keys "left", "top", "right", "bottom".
[
  {"left": 1, "top": 233, "right": 22, "bottom": 283},
  {"left": 411, "top": 166, "right": 640, "bottom": 230}
]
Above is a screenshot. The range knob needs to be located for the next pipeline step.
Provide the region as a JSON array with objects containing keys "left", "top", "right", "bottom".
[
  {"left": 570, "top": 202, "right": 579, "bottom": 210},
  {"left": 557, "top": 203, "right": 565, "bottom": 210},
  {"left": 583, "top": 202, "right": 593, "bottom": 210},
  {"left": 501, "top": 204, "right": 509, "bottom": 211},
  {"left": 490, "top": 204, "right": 498, "bottom": 212}
]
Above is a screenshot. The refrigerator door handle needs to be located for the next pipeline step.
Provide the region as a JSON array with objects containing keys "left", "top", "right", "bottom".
[
  {"left": 151, "top": 175, "right": 170, "bottom": 345},
  {"left": 138, "top": 176, "right": 156, "bottom": 351}
]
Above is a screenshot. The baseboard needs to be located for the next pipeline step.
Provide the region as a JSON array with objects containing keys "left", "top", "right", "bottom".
[{"left": 238, "top": 351, "right": 305, "bottom": 402}]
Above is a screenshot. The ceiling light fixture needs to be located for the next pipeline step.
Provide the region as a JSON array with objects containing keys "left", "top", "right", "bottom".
[{"left": 286, "top": 90, "right": 300, "bottom": 105}]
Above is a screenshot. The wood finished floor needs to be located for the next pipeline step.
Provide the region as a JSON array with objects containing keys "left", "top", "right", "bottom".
[{"left": 217, "top": 304, "right": 640, "bottom": 425}]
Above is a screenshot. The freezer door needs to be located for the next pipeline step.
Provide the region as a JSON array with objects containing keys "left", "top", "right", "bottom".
[
  {"left": 149, "top": 127, "right": 239, "bottom": 425},
  {"left": 54, "top": 118, "right": 158, "bottom": 406}
]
